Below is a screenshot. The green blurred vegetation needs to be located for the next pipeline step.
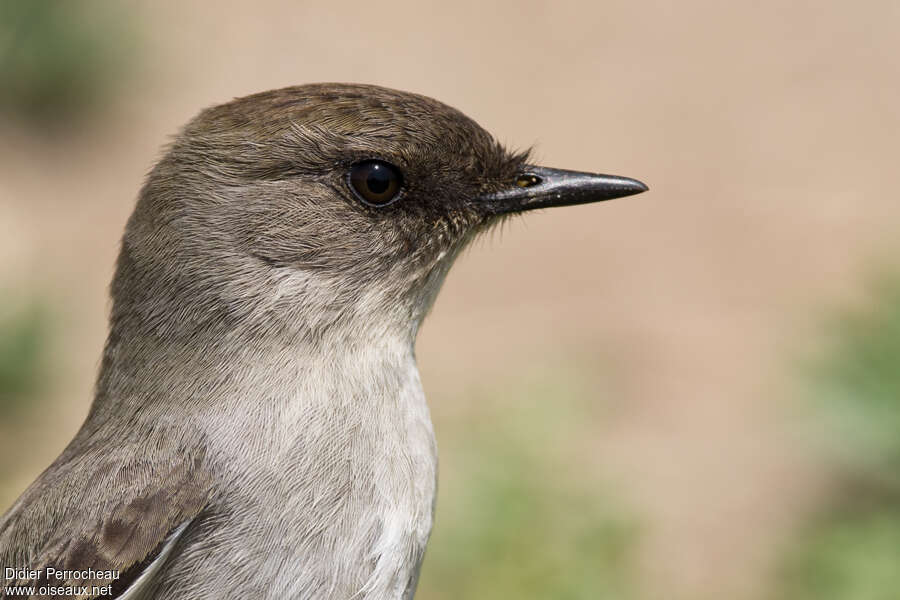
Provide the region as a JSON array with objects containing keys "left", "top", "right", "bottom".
[
  {"left": 0, "top": 301, "right": 50, "bottom": 417},
  {"left": 0, "top": 297, "right": 52, "bottom": 506},
  {"left": 812, "top": 276, "right": 900, "bottom": 486},
  {"left": 775, "top": 500, "right": 900, "bottom": 600},
  {"left": 419, "top": 369, "right": 639, "bottom": 600},
  {"left": 0, "top": 0, "right": 137, "bottom": 126},
  {"left": 771, "top": 273, "right": 900, "bottom": 600}
]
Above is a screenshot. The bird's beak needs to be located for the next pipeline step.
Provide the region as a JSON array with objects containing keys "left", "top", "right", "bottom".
[{"left": 480, "top": 166, "right": 648, "bottom": 214}]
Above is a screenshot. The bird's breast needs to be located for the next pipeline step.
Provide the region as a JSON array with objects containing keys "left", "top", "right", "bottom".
[{"left": 183, "top": 340, "right": 437, "bottom": 599}]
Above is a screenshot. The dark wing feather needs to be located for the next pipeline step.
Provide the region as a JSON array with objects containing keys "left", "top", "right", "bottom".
[{"left": 0, "top": 434, "right": 211, "bottom": 599}]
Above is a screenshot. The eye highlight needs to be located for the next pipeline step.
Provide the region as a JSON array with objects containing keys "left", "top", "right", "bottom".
[{"left": 348, "top": 160, "right": 404, "bottom": 206}]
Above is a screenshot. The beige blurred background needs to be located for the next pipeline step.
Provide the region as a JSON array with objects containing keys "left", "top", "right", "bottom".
[{"left": 2, "top": 2, "right": 900, "bottom": 599}]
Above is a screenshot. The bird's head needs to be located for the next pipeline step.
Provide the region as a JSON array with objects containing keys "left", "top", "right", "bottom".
[{"left": 114, "top": 84, "right": 646, "bottom": 344}]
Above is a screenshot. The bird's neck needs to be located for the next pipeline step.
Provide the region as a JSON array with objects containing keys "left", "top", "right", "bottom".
[
  {"left": 91, "top": 238, "right": 445, "bottom": 440},
  {"left": 88, "top": 317, "right": 421, "bottom": 433}
]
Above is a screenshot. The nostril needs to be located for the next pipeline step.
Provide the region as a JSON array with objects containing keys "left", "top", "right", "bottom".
[{"left": 515, "top": 174, "right": 542, "bottom": 188}]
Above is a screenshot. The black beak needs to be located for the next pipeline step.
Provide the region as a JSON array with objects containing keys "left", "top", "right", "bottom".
[{"left": 480, "top": 166, "right": 648, "bottom": 214}]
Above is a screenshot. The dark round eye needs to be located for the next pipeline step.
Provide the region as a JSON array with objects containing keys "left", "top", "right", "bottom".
[{"left": 348, "top": 160, "right": 404, "bottom": 206}]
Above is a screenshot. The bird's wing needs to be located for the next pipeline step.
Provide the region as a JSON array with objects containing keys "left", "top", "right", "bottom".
[{"left": 0, "top": 433, "right": 212, "bottom": 599}]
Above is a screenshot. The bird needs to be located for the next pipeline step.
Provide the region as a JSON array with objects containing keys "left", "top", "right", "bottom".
[{"left": 0, "top": 83, "right": 647, "bottom": 600}]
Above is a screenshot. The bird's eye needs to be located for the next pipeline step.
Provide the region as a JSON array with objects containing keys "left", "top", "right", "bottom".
[{"left": 348, "top": 160, "right": 404, "bottom": 206}]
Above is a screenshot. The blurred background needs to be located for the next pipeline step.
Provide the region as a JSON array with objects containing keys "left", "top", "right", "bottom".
[{"left": 1, "top": 1, "right": 899, "bottom": 598}]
